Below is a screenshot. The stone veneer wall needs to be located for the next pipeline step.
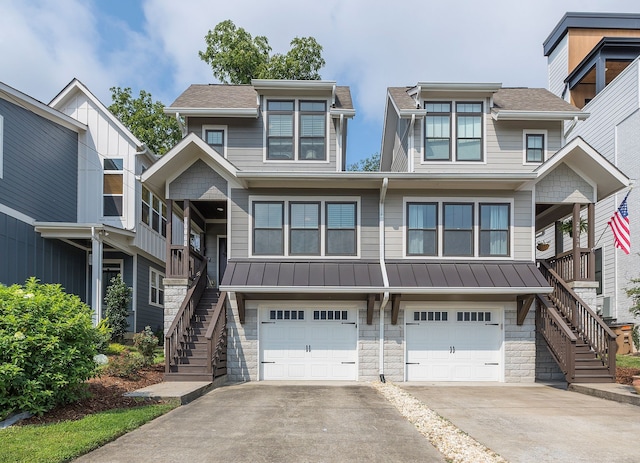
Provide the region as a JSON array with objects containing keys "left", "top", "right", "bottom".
[
  {"left": 163, "top": 279, "right": 188, "bottom": 335},
  {"left": 358, "top": 306, "right": 380, "bottom": 381},
  {"left": 384, "top": 309, "right": 404, "bottom": 382},
  {"left": 226, "top": 296, "right": 258, "bottom": 382},
  {"left": 504, "top": 303, "right": 536, "bottom": 382}
]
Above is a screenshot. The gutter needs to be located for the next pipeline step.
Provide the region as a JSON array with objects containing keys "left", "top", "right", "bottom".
[{"left": 379, "top": 178, "right": 390, "bottom": 381}]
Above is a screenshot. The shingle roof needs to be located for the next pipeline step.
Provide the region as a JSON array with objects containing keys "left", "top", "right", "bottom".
[
  {"left": 492, "top": 88, "right": 581, "bottom": 112},
  {"left": 388, "top": 87, "right": 417, "bottom": 111},
  {"left": 168, "top": 83, "right": 354, "bottom": 110},
  {"left": 169, "top": 84, "right": 258, "bottom": 109}
]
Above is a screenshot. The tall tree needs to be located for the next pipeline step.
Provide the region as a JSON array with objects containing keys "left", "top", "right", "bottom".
[
  {"left": 198, "top": 20, "right": 325, "bottom": 84},
  {"left": 109, "top": 87, "right": 182, "bottom": 156},
  {"left": 347, "top": 153, "right": 380, "bottom": 172}
]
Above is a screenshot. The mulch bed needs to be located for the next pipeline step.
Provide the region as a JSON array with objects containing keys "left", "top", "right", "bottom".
[
  {"left": 616, "top": 367, "right": 640, "bottom": 385},
  {"left": 18, "top": 364, "right": 165, "bottom": 426}
]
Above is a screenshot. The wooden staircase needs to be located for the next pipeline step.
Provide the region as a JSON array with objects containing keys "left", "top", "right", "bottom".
[
  {"left": 537, "top": 260, "right": 616, "bottom": 384},
  {"left": 166, "top": 288, "right": 226, "bottom": 381}
]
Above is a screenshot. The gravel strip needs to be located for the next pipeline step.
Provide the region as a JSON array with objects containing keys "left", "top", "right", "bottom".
[{"left": 372, "top": 382, "right": 507, "bottom": 463}]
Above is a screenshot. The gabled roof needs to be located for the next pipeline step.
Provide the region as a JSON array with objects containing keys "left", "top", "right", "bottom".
[
  {"left": 491, "top": 88, "right": 587, "bottom": 121},
  {"left": 49, "top": 78, "right": 158, "bottom": 163},
  {"left": 534, "top": 136, "right": 629, "bottom": 201},
  {"left": 0, "top": 81, "right": 86, "bottom": 132},
  {"left": 141, "top": 133, "right": 241, "bottom": 197}
]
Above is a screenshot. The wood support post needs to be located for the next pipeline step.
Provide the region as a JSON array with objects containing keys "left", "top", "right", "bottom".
[
  {"left": 236, "top": 292, "right": 245, "bottom": 324},
  {"left": 367, "top": 294, "right": 375, "bottom": 325},
  {"left": 517, "top": 295, "right": 535, "bottom": 325},
  {"left": 391, "top": 294, "right": 401, "bottom": 325},
  {"left": 572, "top": 203, "right": 581, "bottom": 280},
  {"left": 587, "top": 202, "right": 595, "bottom": 280}
]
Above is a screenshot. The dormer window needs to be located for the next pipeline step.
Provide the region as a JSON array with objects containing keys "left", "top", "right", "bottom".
[
  {"left": 424, "top": 101, "right": 483, "bottom": 162},
  {"left": 267, "top": 100, "right": 294, "bottom": 160}
]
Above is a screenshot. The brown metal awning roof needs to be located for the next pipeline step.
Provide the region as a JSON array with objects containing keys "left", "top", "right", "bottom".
[{"left": 220, "top": 260, "right": 552, "bottom": 295}]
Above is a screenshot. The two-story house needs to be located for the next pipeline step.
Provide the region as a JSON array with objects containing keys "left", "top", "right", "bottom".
[
  {"left": 0, "top": 79, "right": 167, "bottom": 334},
  {"left": 543, "top": 12, "right": 639, "bottom": 329},
  {"left": 146, "top": 79, "right": 629, "bottom": 385}
]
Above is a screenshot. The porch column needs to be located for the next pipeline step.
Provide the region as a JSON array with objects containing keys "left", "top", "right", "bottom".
[
  {"left": 184, "top": 199, "right": 191, "bottom": 278},
  {"left": 587, "top": 203, "right": 595, "bottom": 280},
  {"left": 572, "top": 203, "right": 581, "bottom": 281},
  {"left": 91, "top": 228, "right": 103, "bottom": 323},
  {"left": 165, "top": 199, "right": 173, "bottom": 276}
]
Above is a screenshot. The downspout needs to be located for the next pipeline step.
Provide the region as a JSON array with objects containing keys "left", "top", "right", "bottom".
[
  {"left": 408, "top": 114, "right": 416, "bottom": 173},
  {"left": 175, "top": 112, "right": 187, "bottom": 137},
  {"left": 337, "top": 114, "right": 344, "bottom": 172},
  {"left": 378, "top": 177, "right": 390, "bottom": 382}
]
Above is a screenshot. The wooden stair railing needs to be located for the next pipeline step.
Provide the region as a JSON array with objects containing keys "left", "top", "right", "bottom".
[
  {"left": 165, "top": 259, "right": 207, "bottom": 374},
  {"left": 205, "top": 291, "right": 228, "bottom": 379},
  {"left": 536, "top": 294, "right": 578, "bottom": 382},
  {"left": 538, "top": 260, "right": 617, "bottom": 379}
]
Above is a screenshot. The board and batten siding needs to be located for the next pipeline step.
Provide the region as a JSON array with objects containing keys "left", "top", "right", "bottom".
[
  {"left": 547, "top": 34, "right": 569, "bottom": 99},
  {"left": 230, "top": 188, "right": 379, "bottom": 260},
  {"left": 0, "top": 211, "right": 86, "bottom": 298},
  {"left": 187, "top": 111, "right": 339, "bottom": 172},
  {"left": 136, "top": 255, "right": 165, "bottom": 333},
  {"left": 0, "top": 99, "right": 78, "bottom": 222},
  {"left": 384, "top": 189, "right": 533, "bottom": 261}
]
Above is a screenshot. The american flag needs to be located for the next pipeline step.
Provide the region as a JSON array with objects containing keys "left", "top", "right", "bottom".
[{"left": 609, "top": 192, "right": 630, "bottom": 254}]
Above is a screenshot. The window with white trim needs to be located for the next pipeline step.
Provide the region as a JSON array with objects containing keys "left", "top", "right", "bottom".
[
  {"left": 150, "top": 269, "right": 164, "bottom": 306},
  {"left": 142, "top": 186, "right": 167, "bottom": 237},
  {"left": 407, "top": 202, "right": 437, "bottom": 256},
  {"left": 424, "top": 101, "right": 483, "bottom": 162},
  {"left": 290, "top": 202, "right": 320, "bottom": 255},
  {"left": 253, "top": 201, "right": 284, "bottom": 255},
  {"left": 267, "top": 101, "right": 294, "bottom": 160},
  {"left": 443, "top": 203, "right": 474, "bottom": 256},
  {"left": 202, "top": 125, "right": 226, "bottom": 157},
  {"left": 479, "top": 203, "right": 509, "bottom": 256},
  {"left": 299, "top": 101, "right": 326, "bottom": 160},
  {"left": 326, "top": 202, "right": 357, "bottom": 256},
  {"left": 103, "top": 158, "right": 123, "bottom": 217}
]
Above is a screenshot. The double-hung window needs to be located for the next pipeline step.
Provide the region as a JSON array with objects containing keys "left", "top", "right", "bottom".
[
  {"left": 479, "top": 203, "right": 509, "bottom": 256},
  {"left": 267, "top": 101, "right": 294, "bottom": 160},
  {"left": 103, "top": 158, "right": 124, "bottom": 217},
  {"left": 425, "top": 102, "right": 452, "bottom": 161},
  {"left": 443, "top": 203, "right": 474, "bottom": 256},
  {"left": 299, "top": 101, "right": 326, "bottom": 160},
  {"left": 205, "top": 129, "right": 224, "bottom": 155},
  {"left": 253, "top": 202, "right": 284, "bottom": 255},
  {"left": 407, "top": 203, "right": 437, "bottom": 255},
  {"left": 326, "top": 202, "right": 357, "bottom": 255},
  {"left": 142, "top": 186, "right": 167, "bottom": 236},
  {"left": 456, "top": 102, "right": 483, "bottom": 161},
  {"left": 594, "top": 248, "right": 603, "bottom": 295},
  {"left": 150, "top": 269, "right": 164, "bottom": 306},
  {"left": 290, "top": 202, "right": 320, "bottom": 255},
  {"left": 525, "top": 133, "right": 545, "bottom": 163}
]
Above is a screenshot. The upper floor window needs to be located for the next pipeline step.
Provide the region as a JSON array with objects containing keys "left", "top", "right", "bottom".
[
  {"left": 142, "top": 186, "right": 167, "bottom": 237},
  {"left": 524, "top": 132, "right": 545, "bottom": 164},
  {"left": 253, "top": 201, "right": 284, "bottom": 255},
  {"left": 103, "top": 158, "right": 123, "bottom": 217},
  {"left": 204, "top": 127, "right": 225, "bottom": 156},
  {"left": 424, "top": 101, "right": 483, "bottom": 162},
  {"left": 267, "top": 101, "right": 294, "bottom": 160},
  {"left": 326, "top": 202, "right": 357, "bottom": 256},
  {"left": 150, "top": 268, "right": 164, "bottom": 307},
  {"left": 479, "top": 203, "right": 509, "bottom": 256},
  {"left": 299, "top": 101, "right": 326, "bottom": 160},
  {"left": 290, "top": 202, "right": 320, "bottom": 255},
  {"left": 407, "top": 202, "right": 437, "bottom": 256},
  {"left": 443, "top": 203, "right": 474, "bottom": 256}
]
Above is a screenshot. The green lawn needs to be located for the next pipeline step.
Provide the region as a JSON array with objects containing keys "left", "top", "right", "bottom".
[
  {"left": 617, "top": 354, "right": 640, "bottom": 369},
  {"left": 0, "top": 403, "right": 177, "bottom": 463}
]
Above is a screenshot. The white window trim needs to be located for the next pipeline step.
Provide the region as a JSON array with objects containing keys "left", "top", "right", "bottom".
[
  {"left": 523, "top": 129, "right": 548, "bottom": 165},
  {"left": 262, "top": 97, "right": 331, "bottom": 164},
  {"left": 202, "top": 124, "right": 228, "bottom": 158},
  {"left": 0, "top": 114, "right": 4, "bottom": 179},
  {"left": 402, "top": 196, "right": 514, "bottom": 260},
  {"left": 248, "top": 195, "right": 361, "bottom": 259},
  {"left": 420, "top": 98, "right": 488, "bottom": 165},
  {"left": 149, "top": 268, "right": 165, "bottom": 308}
]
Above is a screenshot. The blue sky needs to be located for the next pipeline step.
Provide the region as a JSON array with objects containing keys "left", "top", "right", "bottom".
[{"left": 1, "top": 0, "right": 638, "bottom": 163}]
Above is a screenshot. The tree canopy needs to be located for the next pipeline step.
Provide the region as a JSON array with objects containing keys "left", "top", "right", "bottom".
[
  {"left": 198, "top": 20, "right": 325, "bottom": 84},
  {"left": 347, "top": 153, "right": 380, "bottom": 172},
  {"left": 108, "top": 87, "right": 182, "bottom": 156}
]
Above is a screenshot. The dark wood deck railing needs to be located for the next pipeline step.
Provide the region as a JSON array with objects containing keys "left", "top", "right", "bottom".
[
  {"left": 536, "top": 294, "right": 577, "bottom": 381},
  {"left": 165, "top": 259, "right": 207, "bottom": 373},
  {"left": 546, "top": 248, "right": 592, "bottom": 282},
  {"left": 538, "top": 260, "right": 617, "bottom": 377},
  {"left": 205, "top": 291, "right": 228, "bottom": 379}
]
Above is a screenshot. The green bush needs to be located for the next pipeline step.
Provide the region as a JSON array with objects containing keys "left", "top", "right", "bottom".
[
  {"left": 102, "top": 352, "right": 145, "bottom": 379},
  {"left": 0, "top": 278, "right": 99, "bottom": 419},
  {"left": 133, "top": 326, "right": 159, "bottom": 365},
  {"left": 103, "top": 275, "right": 131, "bottom": 342},
  {"left": 104, "top": 342, "right": 128, "bottom": 355},
  {"left": 95, "top": 319, "right": 112, "bottom": 354}
]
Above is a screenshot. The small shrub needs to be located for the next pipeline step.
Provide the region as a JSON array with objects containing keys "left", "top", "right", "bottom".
[
  {"left": 102, "top": 352, "right": 145, "bottom": 379},
  {"left": 133, "top": 326, "right": 159, "bottom": 365},
  {"left": 105, "top": 342, "right": 128, "bottom": 355},
  {"left": 154, "top": 326, "right": 165, "bottom": 347},
  {"left": 95, "top": 319, "right": 112, "bottom": 354},
  {"left": 633, "top": 325, "right": 640, "bottom": 352},
  {"left": 0, "top": 278, "right": 99, "bottom": 419},
  {"left": 104, "top": 275, "right": 132, "bottom": 342}
]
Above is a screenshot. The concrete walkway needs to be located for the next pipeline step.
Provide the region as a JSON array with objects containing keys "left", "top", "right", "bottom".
[{"left": 75, "top": 383, "right": 445, "bottom": 463}]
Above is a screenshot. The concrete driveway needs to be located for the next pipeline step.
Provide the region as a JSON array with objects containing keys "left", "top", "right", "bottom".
[
  {"left": 74, "top": 382, "right": 445, "bottom": 463},
  {"left": 401, "top": 383, "right": 640, "bottom": 463}
]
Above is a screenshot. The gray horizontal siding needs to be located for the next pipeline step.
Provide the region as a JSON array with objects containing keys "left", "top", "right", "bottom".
[
  {"left": 0, "top": 211, "right": 86, "bottom": 299},
  {"left": 136, "top": 255, "right": 164, "bottom": 333},
  {"left": 0, "top": 99, "right": 78, "bottom": 222}
]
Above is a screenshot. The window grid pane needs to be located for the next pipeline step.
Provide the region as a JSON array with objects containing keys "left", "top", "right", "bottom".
[
  {"left": 479, "top": 204, "right": 510, "bottom": 256},
  {"left": 455, "top": 102, "right": 482, "bottom": 161},
  {"left": 267, "top": 101, "right": 294, "bottom": 160},
  {"left": 407, "top": 203, "right": 437, "bottom": 256},
  {"left": 425, "top": 102, "right": 451, "bottom": 161},
  {"left": 253, "top": 202, "right": 284, "bottom": 255},
  {"left": 443, "top": 203, "right": 473, "bottom": 256},
  {"left": 290, "top": 202, "right": 320, "bottom": 255},
  {"left": 299, "top": 101, "right": 326, "bottom": 161},
  {"left": 526, "top": 134, "right": 544, "bottom": 163}
]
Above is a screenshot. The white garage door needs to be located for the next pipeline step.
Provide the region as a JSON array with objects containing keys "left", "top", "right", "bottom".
[
  {"left": 406, "top": 308, "right": 502, "bottom": 381},
  {"left": 260, "top": 308, "right": 358, "bottom": 380}
]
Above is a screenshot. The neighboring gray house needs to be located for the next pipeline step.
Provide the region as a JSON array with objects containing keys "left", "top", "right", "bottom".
[
  {"left": 543, "top": 12, "right": 639, "bottom": 326},
  {"left": 0, "top": 80, "right": 166, "bottom": 334},
  {"left": 144, "top": 79, "right": 629, "bottom": 385}
]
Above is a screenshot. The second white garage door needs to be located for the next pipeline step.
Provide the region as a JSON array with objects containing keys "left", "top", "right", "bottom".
[
  {"left": 260, "top": 307, "right": 358, "bottom": 380},
  {"left": 405, "top": 308, "right": 503, "bottom": 381}
]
